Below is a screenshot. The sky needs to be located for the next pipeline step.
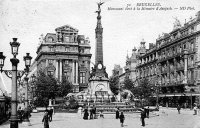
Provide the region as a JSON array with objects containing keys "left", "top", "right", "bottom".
[{"left": 0, "top": 0, "right": 200, "bottom": 93}]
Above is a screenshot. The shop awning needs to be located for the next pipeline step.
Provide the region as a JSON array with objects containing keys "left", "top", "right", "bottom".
[{"left": 158, "top": 93, "right": 200, "bottom": 97}]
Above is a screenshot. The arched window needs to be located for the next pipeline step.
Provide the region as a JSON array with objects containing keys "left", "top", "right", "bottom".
[{"left": 48, "top": 37, "right": 53, "bottom": 43}]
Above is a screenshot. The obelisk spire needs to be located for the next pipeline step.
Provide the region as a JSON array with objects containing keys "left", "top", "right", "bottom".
[{"left": 95, "top": 1, "right": 104, "bottom": 65}]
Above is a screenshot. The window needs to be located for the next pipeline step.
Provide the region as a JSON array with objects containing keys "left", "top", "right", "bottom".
[
  {"left": 80, "top": 49, "right": 84, "bottom": 53},
  {"left": 64, "top": 60, "right": 69, "bottom": 65},
  {"left": 64, "top": 36, "right": 70, "bottom": 42},
  {"left": 50, "top": 47, "right": 54, "bottom": 52},
  {"left": 48, "top": 37, "right": 53, "bottom": 43},
  {"left": 48, "top": 59, "right": 54, "bottom": 65},
  {"left": 80, "top": 72, "right": 86, "bottom": 83},
  {"left": 80, "top": 40, "right": 84, "bottom": 44},
  {"left": 65, "top": 47, "right": 70, "bottom": 52},
  {"left": 47, "top": 71, "right": 54, "bottom": 76},
  {"left": 183, "top": 44, "right": 186, "bottom": 49},
  {"left": 191, "top": 56, "right": 194, "bottom": 65},
  {"left": 64, "top": 72, "right": 70, "bottom": 81},
  {"left": 191, "top": 42, "right": 193, "bottom": 50}
]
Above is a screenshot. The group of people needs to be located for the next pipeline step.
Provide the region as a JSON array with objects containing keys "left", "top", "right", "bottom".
[
  {"left": 116, "top": 108, "right": 125, "bottom": 127},
  {"left": 42, "top": 108, "right": 54, "bottom": 128},
  {"left": 177, "top": 104, "right": 200, "bottom": 115},
  {"left": 17, "top": 106, "right": 32, "bottom": 123},
  {"left": 116, "top": 107, "right": 150, "bottom": 127},
  {"left": 83, "top": 105, "right": 97, "bottom": 120}
]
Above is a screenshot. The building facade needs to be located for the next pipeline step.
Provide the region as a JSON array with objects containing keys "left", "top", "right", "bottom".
[
  {"left": 136, "top": 11, "right": 200, "bottom": 108},
  {"left": 34, "top": 25, "right": 92, "bottom": 92},
  {"left": 124, "top": 47, "right": 138, "bottom": 81}
]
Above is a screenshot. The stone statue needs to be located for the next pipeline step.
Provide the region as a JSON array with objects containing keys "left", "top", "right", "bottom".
[
  {"left": 39, "top": 34, "right": 44, "bottom": 44},
  {"left": 173, "top": 17, "right": 181, "bottom": 29},
  {"left": 57, "top": 32, "right": 63, "bottom": 42},
  {"left": 95, "top": 1, "right": 104, "bottom": 15}
]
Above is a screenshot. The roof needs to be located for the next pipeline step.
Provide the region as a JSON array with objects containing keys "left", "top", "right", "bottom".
[{"left": 55, "top": 25, "right": 79, "bottom": 32}]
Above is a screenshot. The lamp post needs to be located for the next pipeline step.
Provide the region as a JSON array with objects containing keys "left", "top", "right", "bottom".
[
  {"left": 0, "top": 38, "right": 32, "bottom": 128},
  {"left": 22, "top": 53, "right": 32, "bottom": 126},
  {"left": 30, "top": 74, "right": 36, "bottom": 104}
]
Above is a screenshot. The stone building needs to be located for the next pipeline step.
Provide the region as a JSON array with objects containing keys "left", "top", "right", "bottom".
[
  {"left": 124, "top": 47, "right": 138, "bottom": 81},
  {"left": 33, "top": 25, "right": 92, "bottom": 92},
  {"left": 136, "top": 11, "right": 200, "bottom": 108}
]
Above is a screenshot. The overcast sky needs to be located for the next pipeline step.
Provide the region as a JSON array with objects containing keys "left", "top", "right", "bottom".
[{"left": 0, "top": 0, "right": 200, "bottom": 93}]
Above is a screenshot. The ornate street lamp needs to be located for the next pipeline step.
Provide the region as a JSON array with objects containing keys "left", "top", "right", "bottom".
[
  {"left": 0, "top": 52, "right": 6, "bottom": 72},
  {"left": 22, "top": 53, "right": 32, "bottom": 126},
  {"left": 31, "top": 74, "right": 36, "bottom": 98},
  {"left": 0, "top": 38, "right": 32, "bottom": 128},
  {"left": 10, "top": 38, "right": 20, "bottom": 57},
  {"left": 24, "top": 53, "right": 32, "bottom": 69}
]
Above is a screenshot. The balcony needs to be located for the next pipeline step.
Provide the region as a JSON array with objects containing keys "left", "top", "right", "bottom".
[
  {"left": 176, "top": 65, "right": 184, "bottom": 71},
  {"left": 187, "top": 80, "right": 195, "bottom": 85}
]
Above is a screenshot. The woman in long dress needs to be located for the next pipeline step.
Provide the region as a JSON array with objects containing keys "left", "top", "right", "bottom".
[{"left": 42, "top": 110, "right": 49, "bottom": 128}]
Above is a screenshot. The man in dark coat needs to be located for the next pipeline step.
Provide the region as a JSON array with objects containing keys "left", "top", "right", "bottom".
[
  {"left": 116, "top": 108, "right": 120, "bottom": 119},
  {"left": 177, "top": 105, "right": 181, "bottom": 114},
  {"left": 89, "top": 108, "right": 93, "bottom": 119},
  {"left": 92, "top": 106, "right": 96, "bottom": 119},
  {"left": 141, "top": 108, "right": 146, "bottom": 127},
  {"left": 49, "top": 108, "right": 53, "bottom": 122},
  {"left": 146, "top": 106, "right": 150, "bottom": 118},
  {"left": 83, "top": 108, "right": 89, "bottom": 120},
  {"left": 119, "top": 112, "right": 125, "bottom": 127}
]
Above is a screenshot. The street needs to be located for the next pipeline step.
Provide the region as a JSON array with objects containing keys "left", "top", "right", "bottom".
[{"left": 1, "top": 107, "right": 200, "bottom": 128}]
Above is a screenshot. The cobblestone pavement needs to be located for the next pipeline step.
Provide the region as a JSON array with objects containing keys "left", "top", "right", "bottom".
[{"left": 1, "top": 108, "right": 200, "bottom": 128}]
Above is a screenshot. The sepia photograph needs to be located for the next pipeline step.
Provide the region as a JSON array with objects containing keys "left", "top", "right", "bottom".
[{"left": 0, "top": 0, "right": 200, "bottom": 128}]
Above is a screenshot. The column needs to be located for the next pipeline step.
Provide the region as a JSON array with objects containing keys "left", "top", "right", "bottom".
[
  {"left": 60, "top": 60, "right": 62, "bottom": 81},
  {"left": 10, "top": 58, "right": 19, "bottom": 128},
  {"left": 184, "top": 49, "right": 188, "bottom": 84},
  {"left": 72, "top": 60, "right": 75, "bottom": 84},
  {"left": 76, "top": 61, "right": 78, "bottom": 84},
  {"left": 55, "top": 60, "right": 58, "bottom": 78},
  {"left": 22, "top": 77, "right": 31, "bottom": 126},
  {"left": 58, "top": 60, "right": 60, "bottom": 81},
  {"left": 46, "top": 59, "right": 48, "bottom": 67}
]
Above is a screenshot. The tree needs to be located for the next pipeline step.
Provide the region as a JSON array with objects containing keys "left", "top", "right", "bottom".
[
  {"left": 109, "top": 75, "right": 119, "bottom": 95},
  {"left": 133, "top": 78, "right": 156, "bottom": 106},
  {"left": 34, "top": 71, "right": 58, "bottom": 107},
  {"left": 123, "top": 76, "right": 134, "bottom": 92},
  {"left": 57, "top": 76, "right": 73, "bottom": 97}
]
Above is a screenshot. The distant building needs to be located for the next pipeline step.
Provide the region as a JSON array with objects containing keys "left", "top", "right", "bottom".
[
  {"left": 112, "top": 64, "right": 123, "bottom": 76},
  {"left": 124, "top": 47, "right": 138, "bottom": 81},
  {"left": 30, "top": 25, "right": 92, "bottom": 93}
]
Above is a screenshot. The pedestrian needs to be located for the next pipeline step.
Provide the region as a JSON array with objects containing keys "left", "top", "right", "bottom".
[
  {"left": 146, "top": 106, "right": 149, "bottom": 118},
  {"left": 49, "top": 108, "right": 53, "bottom": 122},
  {"left": 42, "top": 110, "right": 50, "bottom": 128},
  {"left": 119, "top": 112, "right": 125, "bottom": 127},
  {"left": 140, "top": 108, "right": 146, "bottom": 127},
  {"left": 92, "top": 105, "right": 97, "bottom": 119},
  {"left": 100, "top": 110, "right": 104, "bottom": 118},
  {"left": 194, "top": 106, "right": 197, "bottom": 115},
  {"left": 177, "top": 105, "right": 181, "bottom": 114},
  {"left": 89, "top": 107, "right": 93, "bottom": 119},
  {"left": 116, "top": 107, "right": 120, "bottom": 119},
  {"left": 83, "top": 108, "right": 89, "bottom": 120}
]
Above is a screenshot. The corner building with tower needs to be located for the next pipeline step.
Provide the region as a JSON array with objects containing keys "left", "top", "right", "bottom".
[{"left": 136, "top": 11, "right": 200, "bottom": 108}]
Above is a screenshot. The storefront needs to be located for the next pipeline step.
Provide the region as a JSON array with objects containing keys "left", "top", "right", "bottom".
[
  {"left": 0, "top": 95, "right": 10, "bottom": 124},
  {"left": 159, "top": 93, "right": 200, "bottom": 108}
]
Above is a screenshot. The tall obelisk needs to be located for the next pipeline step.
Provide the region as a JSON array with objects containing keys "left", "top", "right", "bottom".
[
  {"left": 88, "top": 1, "right": 112, "bottom": 98},
  {"left": 95, "top": 2, "right": 103, "bottom": 65}
]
